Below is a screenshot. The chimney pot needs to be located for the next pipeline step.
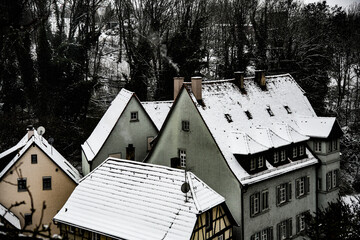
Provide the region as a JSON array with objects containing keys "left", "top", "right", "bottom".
[
  {"left": 191, "top": 76, "right": 202, "bottom": 101},
  {"left": 255, "top": 70, "right": 266, "bottom": 87},
  {"left": 173, "top": 77, "right": 184, "bottom": 100},
  {"left": 27, "top": 125, "right": 34, "bottom": 140},
  {"left": 234, "top": 71, "right": 245, "bottom": 89}
]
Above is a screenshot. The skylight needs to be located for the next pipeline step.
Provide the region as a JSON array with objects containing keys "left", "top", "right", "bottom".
[
  {"left": 225, "top": 114, "right": 233, "bottom": 123},
  {"left": 245, "top": 111, "right": 253, "bottom": 120},
  {"left": 266, "top": 107, "right": 274, "bottom": 116},
  {"left": 284, "top": 106, "right": 292, "bottom": 114}
]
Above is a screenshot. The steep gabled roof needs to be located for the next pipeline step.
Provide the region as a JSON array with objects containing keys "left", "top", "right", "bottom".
[
  {"left": 0, "top": 130, "right": 81, "bottom": 183},
  {"left": 141, "top": 101, "right": 173, "bottom": 130},
  {"left": 54, "top": 158, "right": 228, "bottom": 240},
  {"left": 295, "top": 116, "right": 343, "bottom": 139},
  {"left": 82, "top": 88, "right": 134, "bottom": 162},
  {"left": 0, "top": 203, "right": 21, "bottom": 229}
]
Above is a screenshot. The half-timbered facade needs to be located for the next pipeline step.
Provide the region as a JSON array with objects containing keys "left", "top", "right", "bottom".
[
  {"left": 54, "top": 158, "right": 236, "bottom": 240},
  {"left": 145, "top": 73, "right": 342, "bottom": 239}
]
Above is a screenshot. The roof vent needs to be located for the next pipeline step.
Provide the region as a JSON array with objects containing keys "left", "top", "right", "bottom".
[
  {"left": 266, "top": 106, "right": 274, "bottom": 116},
  {"left": 225, "top": 114, "right": 233, "bottom": 123},
  {"left": 284, "top": 106, "right": 292, "bottom": 114},
  {"left": 245, "top": 110, "right": 253, "bottom": 120}
]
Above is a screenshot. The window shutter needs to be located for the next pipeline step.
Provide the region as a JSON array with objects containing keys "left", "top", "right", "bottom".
[
  {"left": 295, "top": 179, "right": 300, "bottom": 198},
  {"left": 276, "top": 186, "right": 280, "bottom": 205},
  {"left": 306, "top": 176, "right": 310, "bottom": 194},
  {"left": 277, "top": 223, "right": 281, "bottom": 240},
  {"left": 250, "top": 195, "right": 254, "bottom": 216},
  {"left": 287, "top": 182, "right": 292, "bottom": 201},
  {"left": 296, "top": 215, "right": 300, "bottom": 233},
  {"left": 287, "top": 218, "right": 292, "bottom": 237}
]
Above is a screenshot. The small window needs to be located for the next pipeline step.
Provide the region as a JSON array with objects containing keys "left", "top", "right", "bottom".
[
  {"left": 293, "top": 147, "right": 297, "bottom": 158},
  {"left": 297, "top": 213, "right": 306, "bottom": 233},
  {"left": 314, "top": 141, "right": 322, "bottom": 152},
  {"left": 250, "top": 192, "right": 260, "bottom": 216},
  {"left": 296, "top": 176, "right": 310, "bottom": 198},
  {"left": 277, "top": 219, "right": 292, "bottom": 240},
  {"left": 69, "top": 225, "right": 75, "bottom": 233},
  {"left": 258, "top": 156, "right": 264, "bottom": 168},
  {"left": 266, "top": 107, "right": 274, "bottom": 116},
  {"left": 24, "top": 213, "right": 32, "bottom": 226},
  {"left": 79, "top": 228, "right": 84, "bottom": 235},
  {"left": 280, "top": 150, "right": 286, "bottom": 162},
  {"left": 328, "top": 140, "right": 333, "bottom": 152},
  {"left": 43, "top": 176, "right": 52, "bottom": 190},
  {"left": 225, "top": 114, "right": 233, "bottom": 123},
  {"left": 277, "top": 182, "right": 291, "bottom": 205},
  {"left": 179, "top": 150, "right": 186, "bottom": 168},
  {"left": 333, "top": 139, "right": 338, "bottom": 151},
  {"left": 18, "top": 178, "right": 27, "bottom": 192},
  {"left": 92, "top": 233, "right": 100, "bottom": 240},
  {"left": 299, "top": 145, "right": 305, "bottom": 156},
  {"left": 130, "top": 112, "right": 138, "bottom": 121},
  {"left": 284, "top": 106, "right": 292, "bottom": 114},
  {"left": 251, "top": 227, "right": 273, "bottom": 240},
  {"left": 31, "top": 154, "right": 37, "bottom": 164},
  {"left": 182, "top": 120, "right": 190, "bottom": 131},
  {"left": 250, "top": 158, "right": 256, "bottom": 170},
  {"left": 274, "top": 151, "right": 279, "bottom": 163},
  {"left": 245, "top": 110, "right": 253, "bottom": 119},
  {"left": 206, "top": 211, "right": 212, "bottom": 231}
]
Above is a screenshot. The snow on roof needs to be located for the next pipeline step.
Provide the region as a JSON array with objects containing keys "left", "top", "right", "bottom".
[
  {"left": 0, "top": 134, "right": 28, "bottom": 160},
  {"left": 0, "top": 130, "right": 81, "bottom": 183},
  {"left": 295, "top": 116, "right": 338, "bottom": 138},
  {"left": 186, "top": 74, "right": 318, "bottom": 182},
  {"left": 141, "top": 101, "right": 173, "bottom": 130},
  {"left": 82, "top": 88, "right": 134, "bottom": 161},
  {"left": 54, "top": 158, "right": 225, "bottom": 240},
  {"left": 0, "top": 203, "right": 21, "bottom": 229}
]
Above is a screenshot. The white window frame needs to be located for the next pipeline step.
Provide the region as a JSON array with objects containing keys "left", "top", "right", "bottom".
[
  {"left": 262, "top": 229, "right": 268, "bottom": 240},
  {"left": 299, "top": 145, "right": 304, "bottom": 156},
  {"left": 254, "top": 232, "right": 260, "bottom": 240},
  {"left": 262, "top": 189, "right": 269, "bottom": 211},
  {"left": 279, "top": 184, "right": 286, "bottom": 204},
  {"left": 258, "top": 156, "right": 264, "bottom": 168},
  {"left": 250, "top": 158, "right": 256, "bottom": 170},
  {"left": 315, "top": 141, "right": 322, "bottom": 152},
  {"left": 280, "top": 150, "right": 286, "bottom": 162},
  {"left": 280, "top": 221, "right": 287, "bottom": 240},
  {"left": 179, "top": 150, "right": 186, "bottom": 168},
  {"left": 298, "top": 178, "right": 305, "bottom": 197},
  {"left": 274, "top": 151, "right": 279, "bottom": 163},
  {"left": 299, "top": 214, "right": 306, "bottom": 232},
  {"left": 130, "top": 111, "right": 138, "bottom": 121},
  {"left": 293, "top": 147, "right": 297, "bottom": 158}
]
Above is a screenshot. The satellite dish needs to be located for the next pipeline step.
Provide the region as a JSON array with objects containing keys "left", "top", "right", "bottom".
[
  {"left": 181, "top": 182, "right": 190, "bottom": 193},
  {"left": 37, "top": 126, "right": 46, "bottom": 136}
]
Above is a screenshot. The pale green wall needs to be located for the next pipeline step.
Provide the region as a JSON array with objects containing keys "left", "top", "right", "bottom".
[
  {"left": 146, "top": 90, "right": 242, "bottom": 235},
  {"left": 243, "top": 165, "right": 317, "bottom": 240},
  {"left": 84, "top": 97, "right": 158, "bottom": 174}
]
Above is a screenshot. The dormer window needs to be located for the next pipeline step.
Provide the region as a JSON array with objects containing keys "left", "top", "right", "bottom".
[
  {"left": 266, "top": 106, "right": 274, "bottom": 116},
  {"left": 245, "top": 110, "right": 253, "bottom": 120},
  {"left": 258, "top": 156, "right": 264, "bottom": 168},
  {"left": 274, "top": 151, "right": 279, "bottom": 163},
  {"left": 293, "top": 147, "right": 298, "bottom": 158},
  {"left": 225, "top": 114, "right": 233, "bottom": 123},
  {"left": 250, "top": 158, "right": 256, "bottom": 170},
  {"left": 284, "top": 106, "right": 292, "bottom": 114},
  {"left": 280, "top": 150, "right": 286, "bottom": 162},
  {"left": 299, "top": 145, "right": 305, "bottom": 156}
]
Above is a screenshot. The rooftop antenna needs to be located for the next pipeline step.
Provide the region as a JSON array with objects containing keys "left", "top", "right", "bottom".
[
  {"left": 48, "top": 137, "right": 54, "bottom": 155},
  {"left": 181, "top": 168, "right": 190, "bottom": 202},
  {"left": 37, "top": 126, "right": 45, "bottom": 142}
]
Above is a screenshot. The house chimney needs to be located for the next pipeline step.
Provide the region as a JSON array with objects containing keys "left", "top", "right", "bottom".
[
  {"left": 255, "top": 70, "right": 266, "bottom": 88},
  {"left": 191, "top": 76, "right": 202, "bottom": 101},
  {"left": 27, "top": 125, "right": 34, "bottom": 140},
  {"left": 174, "top": 77, "right": 184, "bottom": 100},
  {"left": 234, "top": 71, "right": 245, "bottom": 90}
]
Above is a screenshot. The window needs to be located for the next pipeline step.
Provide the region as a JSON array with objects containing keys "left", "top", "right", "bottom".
[
  {"left": 258, "top": 156, "right": 264, "bottom": 168},
  {"left": 206, "top": 211, "right": 212, "bottom": 231},
  {"left": 43, "top": 176, "right": 52, "bottom": 190},
  {"left": 250, "top": 189, "right": 269, "bottom": 217},
  {"left": 266, "top": 107, "right": 274, "bottom": 116},
  {"left": 69, "top": 225, "right": 75, "bottom": 233},
  {"left": 274, "top": 151, "right": 279, "bottom": 163},
  {"left": 276, "top": 182, "right": 291, "bottom": 206},
  {"left": 280, "top": 150, "right": 286, "bottom": 162},
  {"left": 18, "top": 178, "right": 27, "bottom": 192},
  {"left": 130, "top": 111, "right": 138, "bottom": 121},
  {"left": 299, "top": 145, "right": 305, "bottom": 156},
  {"left": 126, "top": 144, "right": 135, "bottom": 160},
  {"left": 24, "top": 213, "right": 32, "bottom": 226},
  {"left": 326, "top": 170, "right": 339, "bottom": 191},
  {"left": 296, "top": 176, "right": 310, "bottom": 198},
  {"left": 182, "top": 120, "right": 190, "bottom": 131},
  {"left": 225, "top": 114, "right": 233, "bottom": 123},
  {"left": 292, "top": 147, "right": 297, "bottom": 158},
  {"left": 250, "top": 158, "right": 256, "bottom": 170},
  {"left": 328, "top": 140, "right": 333, "bottom": 152},
  {"left": 179, "top": 150, "right": 186, "bottom": 168},
  {"left": 284, "top": 106, "right": 292, "bottom": 114},
  {"left": 277, "top": 219, "right": 292, "bottom": 240},
  {"left": 296, "top": 212, "right": 307, "bottom": 233},
  {"left": 31, "top": 154, "right": 37, "bottom": 164},
  {"left": 333, "top": 139, "right": 338, "bottom": 151},
  {"left": 92, "top": 233, "right": 100, "bottom": 240},
  {"left": 314, "top": 141, "right": 322, "bottom": 152},
  {"left": 79, "top": 228, "right": 84, "bottom": 235},
  {"left": 251, "top": 227, "right": 273, "bottom": 240},
  {"left": 245, "top": 110, "right": 253, "bottom": 119}
]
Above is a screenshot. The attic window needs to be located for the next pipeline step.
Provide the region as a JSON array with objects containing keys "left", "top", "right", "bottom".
[
  {"left": 245, "top": 111, "right": 253, "bottom": 120},
  {"left": 225, "top": 114, "right": 233, "bottom": 123},
  {"left": 284, "top": 106, "right": 292, "bottom": 114},
  {"left": 130, "top": 112, "right": 138, "bottom": 121},
  {"left": 266, "top": 107, "right": 274, "bottom": 116}
]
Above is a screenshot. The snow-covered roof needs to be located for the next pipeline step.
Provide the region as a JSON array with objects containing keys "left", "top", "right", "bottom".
[
  {"left": 0, "top": 203, "right": 21, "bottom": 229},
  {"left": 295, "top": 116, "right": 339, "bottom": 138},
  {"left": 0, "top": 134, "right": 28, "bottom": 160},
  {"left": 141, "top": 101, "right": 173, "bottom": 130},
  {"left": 0, "top": 130, "right": 81, "bottom": 183},
  {"left": 82, "top": 89, "right": 134, "bottom": 161},
  {"left": 185, "top": 74, "right": 320, "bottom": 183},
  {"left": 54, "top": 158, "right": 226, "bottom": 240}
]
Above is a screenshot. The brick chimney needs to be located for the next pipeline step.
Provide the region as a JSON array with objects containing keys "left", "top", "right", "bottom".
[
  {"left": 191, "top": 76, "right": 202, "bottom": 101},
  {"left": 174, "top": 77, "right": 184, "bottom": 100},
  {"left": 234, "top": 71, "right": 245, "bottom": 90},
  {"left": 27, "top": 125, "right": 34, "bottom": 140},
  {"left": 255, "top": 70, "right": 266, "bottom": 88}
]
